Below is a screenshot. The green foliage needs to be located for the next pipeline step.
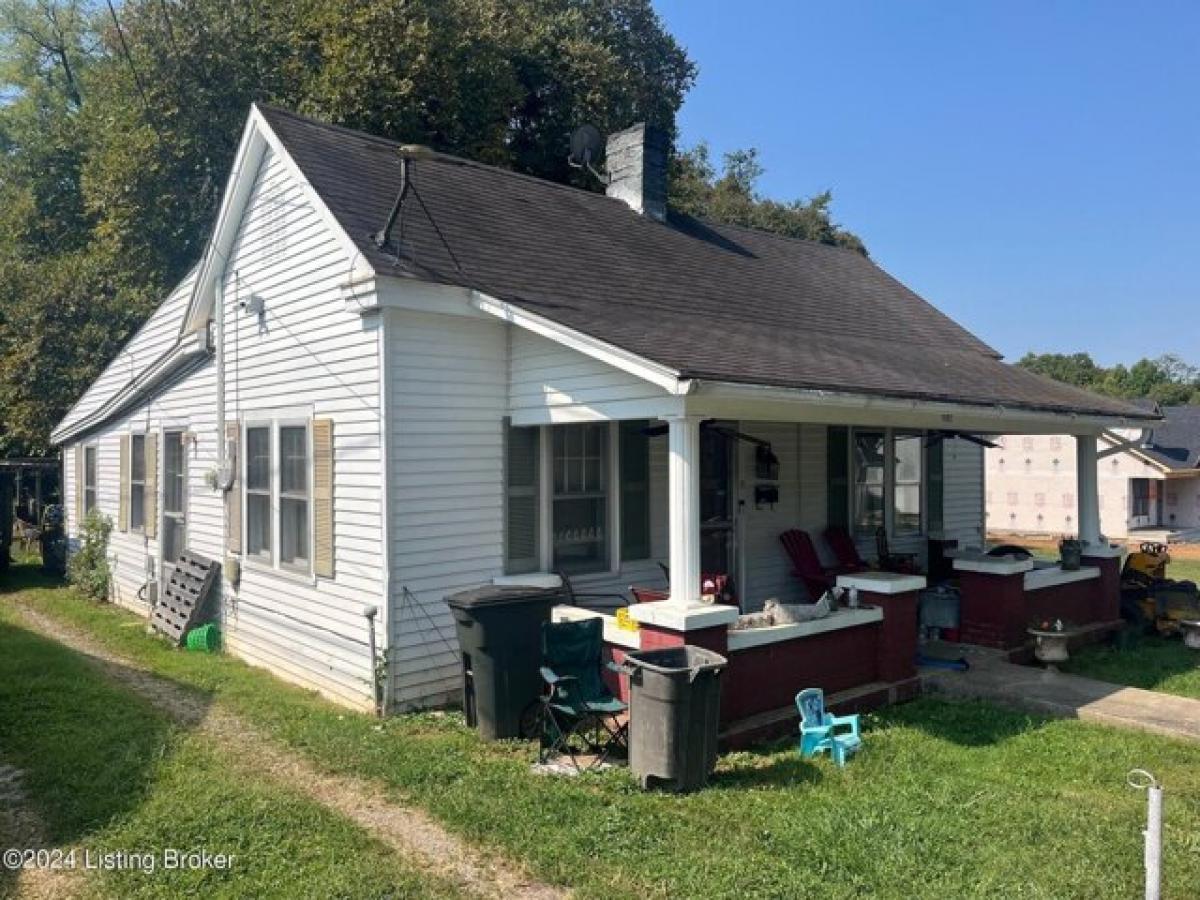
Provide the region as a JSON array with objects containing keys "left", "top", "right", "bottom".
[
  {"left": 0, "top": 603, "right": 462, "bottom": 899},
  {"left": 0, "top": 0, "right": 863, "bottom": 457},
  {"left": 670, "top": 143, "right": 867, "bottom": 254},
  {"left": 1018, "top": 351, "right": 1200, "bottom": 405},
  {"left": 66, "top": 506, "right": 111, "bottom": 600},
  {"left": 10, "top": 571, "right": 1200, "bottom": 897}
]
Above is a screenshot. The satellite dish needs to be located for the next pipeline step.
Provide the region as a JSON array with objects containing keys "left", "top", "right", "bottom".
[{"left": 568, "top": 124, "right": 603, "bottom": 168}]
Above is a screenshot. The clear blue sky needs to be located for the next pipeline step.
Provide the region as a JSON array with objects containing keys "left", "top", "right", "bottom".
[{"left": 652, "top": 1, "right": 1199, "bottom": 365}]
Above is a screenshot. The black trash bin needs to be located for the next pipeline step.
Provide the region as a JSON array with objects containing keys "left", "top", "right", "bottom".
[
  {"left": 445, "top": 585, "right": 562, "bottom": 740},
  {"left": 622, "top": 645, "right": 727, "bottom": 792}
]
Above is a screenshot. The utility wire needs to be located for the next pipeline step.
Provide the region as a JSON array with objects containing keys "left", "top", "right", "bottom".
[{"left": 105, "top": 0, "right": 160, "bottom": 137}]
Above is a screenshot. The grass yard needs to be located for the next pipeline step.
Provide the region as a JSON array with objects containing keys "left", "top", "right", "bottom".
[
  {"left": 4, "top": 562, "right": 1200, "bottom": 898},
  {"left": 0, "top": 591, "right": 460, "bottom": 900},
  {"left": 1065, "top": 635, "right": 1200, "bottom": 700},
  {"left": 1064, "top": 549, "right": 1200, "bottom": 701}
]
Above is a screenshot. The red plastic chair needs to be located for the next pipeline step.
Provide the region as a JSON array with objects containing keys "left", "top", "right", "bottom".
[
  {"left": 779, "top": 529, "right": 837, "bottom": 600},
  {"left": 822, "top": 526, "right": 868, "bottom": 573}
]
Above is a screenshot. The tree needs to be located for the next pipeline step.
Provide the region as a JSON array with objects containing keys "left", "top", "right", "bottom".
[
  {"left": 1018, "top": 351, "right": 1200, "bottom": 405},
  {"left": 669, "top": 143, "right": 866, "bottom": 254},
  {"left": 0, "top": 0, "right": 866, "bottom": 455},
  {"left": 1015, "top": 352, "right": 1104, "bottom": 388}
]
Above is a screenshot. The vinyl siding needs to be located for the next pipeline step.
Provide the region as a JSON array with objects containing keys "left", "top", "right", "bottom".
[
  {"left": 60, "top": 356, "right": 221, "bottom": 613},
  {"left": 218, "top": 147, "right": 383, "bottom": 712},
  {"left": 737, "top": 423, "right": 804, "bottom": 608},
  {"left": 941, "top": 438, "right": 985, "bottom": 547},
  {"left": 387, "top": 308, "right": 508, "bottom": 710},
  {"left": 508, "top": 328, "right": 669, "bottom": 417}
]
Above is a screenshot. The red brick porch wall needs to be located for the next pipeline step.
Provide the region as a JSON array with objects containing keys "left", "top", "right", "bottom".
[
  {"left": 618, "top": 589, "right": 920, "bottom": 728},
  {"left": 959, "top": 562, "right": 1122, "bottom": 651}
]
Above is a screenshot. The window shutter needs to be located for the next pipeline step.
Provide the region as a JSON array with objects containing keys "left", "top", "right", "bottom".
[
  {"left": 74, "top": 445, "right": 84, "bottom": 527},
  {"left": 144, "top": 433, "right": 158, "bottom": 539},
  {"left": 927, "top": 438, "right": 945, "bottom": 534},
  {"left": 313, "top": 418, "right": 334, "bottom": 578},
  {"left": 225, "top": 422, "right": 241, "bottom": 555},
  {"left": 827, "top": 426, "right": 849, "bottom": 529},
  {"left": 118, "top": 434, "right": 130, "bottom": 532},
  {"left": 619, "top": 421, "right": 651, "bottom": 561},
  {"left": 505, "top": 425, "right": 540, "bottom": 574}
]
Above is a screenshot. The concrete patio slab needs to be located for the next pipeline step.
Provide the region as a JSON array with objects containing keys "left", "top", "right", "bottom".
[{"left": 920, "top": 643, "right": 1200, "bottom": 744}]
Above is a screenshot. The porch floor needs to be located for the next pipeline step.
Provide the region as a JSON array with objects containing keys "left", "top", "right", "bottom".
[{"left": 920, "top": 642, "right": 1200, "bottom": 744}]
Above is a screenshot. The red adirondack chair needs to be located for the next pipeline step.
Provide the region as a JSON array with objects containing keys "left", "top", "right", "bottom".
[
  {"left": 779, "top": 529, "right": 838, "bottom": 601},
  {"left": 822, "top": 526, "right": 868, "bottom": 574}
]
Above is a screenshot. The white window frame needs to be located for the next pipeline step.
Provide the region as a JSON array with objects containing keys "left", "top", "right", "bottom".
[
  {"left": 277, "top": 418, "right": 313, "bottom": 575},
  {"left": 129, "top": 432, "right": 146, "bottom": 533},
  {"left": 519, "top": 422, "right": 634, "bottom": 577},
  {"left": 848, "top": 427, "right": 927, "bottom": 540},
  {"left": 243, "top": 421, "right": 274, "bottom": 564},
  {"left": 242, "top": 410, "right": 315, "bottom": 580},
  {"left": 548, "top": 422, "right": 612, "bottom": 575},
  {"left": 892, "top": 430, "right": 925, "bottom": 537},
  {"left": 83, "top": 443, "right": 98, "bottom": 515}
]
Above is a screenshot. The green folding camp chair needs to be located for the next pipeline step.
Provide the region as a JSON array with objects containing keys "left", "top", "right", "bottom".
[{"left": 534, "top": 618, "right": 628, "bottom": 771}]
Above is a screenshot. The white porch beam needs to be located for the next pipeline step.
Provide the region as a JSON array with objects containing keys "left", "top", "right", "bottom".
[
  {"left": 666, "top": 414, "right": 703, "bottom": 607},
  {"left": 1076, "top": 434, "right": 1104, "bottom": 548}
]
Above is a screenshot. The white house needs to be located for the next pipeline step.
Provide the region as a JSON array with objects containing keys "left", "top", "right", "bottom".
[
  {"left": 986, "top": 405, "right": 1200, "bottom": 541},
  {"left": 53, "top": 106, "right": 1156, "bottom": 715}
]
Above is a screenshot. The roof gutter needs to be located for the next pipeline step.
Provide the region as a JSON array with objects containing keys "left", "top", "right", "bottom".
[
  {"left": 51, "top": 330, "right": 211, "bottom": 445},
  {"left": 688, "top": 379, "right": 1159, "bottom": 432},
  {"left": 468, "top": 289, "right": 688, "bottom": 395}
]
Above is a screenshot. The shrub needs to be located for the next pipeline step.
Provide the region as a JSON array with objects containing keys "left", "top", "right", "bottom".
[{"left": 67, "top": 510, "right": 112, "bottom": 601}]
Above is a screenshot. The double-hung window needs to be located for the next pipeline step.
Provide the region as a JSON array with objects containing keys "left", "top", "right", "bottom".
[
  {"left": 245, "top": 426, "right": 272, "bottom": 561},
  {"left": 852, "top": 431, "right": 886, "bottom": 535},
  {"left": 130, "top": 434, "right": 146, "bottom": 531},
  {"left": 893, "top": 432, "right": 923, "bottom": 535},
  {"left": 243, "top": 420, "right": 312, "bottom": 574},
  {"left": 849, "top": 428, "right": 925, "bottom": 537},
  {"left": 552, "top": 424, "right": 609, "bottom": 574},
  {"left": 279, "top": 425, "right": 310, "bottom": 570},
  {"left": 502, "top": 421, "right": 656, "bottom": 575}
]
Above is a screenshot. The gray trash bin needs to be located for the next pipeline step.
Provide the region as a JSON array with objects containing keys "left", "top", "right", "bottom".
[
  {"left": 446, "top": 585, "right": 562, "bottom": 740},
  {"left": 622, "top": 645, "right": 727, "bottom": 792}
]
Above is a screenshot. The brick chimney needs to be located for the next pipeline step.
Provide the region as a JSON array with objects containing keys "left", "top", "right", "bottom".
[{"left": 605, "top": 123, "right": 668, "bottom": 222}]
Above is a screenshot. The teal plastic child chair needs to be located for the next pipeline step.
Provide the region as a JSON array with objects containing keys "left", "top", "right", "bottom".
[{"left": 796, "top": 688, "right": 861, "bottom": 767}]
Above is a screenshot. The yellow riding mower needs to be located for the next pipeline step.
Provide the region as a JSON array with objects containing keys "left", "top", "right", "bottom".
[{"left": 1121, "top": 542, "right": 1200, "bottom": 636}]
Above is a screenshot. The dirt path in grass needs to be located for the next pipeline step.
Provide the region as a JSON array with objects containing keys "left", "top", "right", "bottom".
[
  {"left": 0, "top": 764, "right": 84, "bottom": 900},
  {"left": 7, "top": 603, "right": 568, "bottom": 900}
]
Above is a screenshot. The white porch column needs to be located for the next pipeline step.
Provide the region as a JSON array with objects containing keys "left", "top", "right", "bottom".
[
  {"left": 1076, "top": 434, "right": 1104, "bottom": 548},
  {"left": 667, "top": 414, "right": 703, "bottom": 606},
  {"left": 627, "top": 413, "right": 738, "bottom": 635}
]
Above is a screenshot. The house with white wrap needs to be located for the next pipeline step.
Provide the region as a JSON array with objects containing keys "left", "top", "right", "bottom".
[{"left": 53, "top": 106, "right": 1156, "bottom": 719}]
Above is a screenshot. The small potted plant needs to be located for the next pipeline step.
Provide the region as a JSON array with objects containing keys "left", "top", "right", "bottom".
[
  {"left": 1059, "top": 536, "right": 1082, "bottom": 571},
  {"left": 1028, "top": 617, "right": 1077, "bottom": 665}
]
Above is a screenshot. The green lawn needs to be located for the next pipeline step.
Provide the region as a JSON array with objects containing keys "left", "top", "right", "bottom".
[
  {"left": 0, "top": 590, "right": 459, "bottom": 900},
  {"left": 1063, "top": 555, "right": 1200, "bottom": 700},
  {"left": 5, "top": 564, "right": 1200, "bottom": 898}
]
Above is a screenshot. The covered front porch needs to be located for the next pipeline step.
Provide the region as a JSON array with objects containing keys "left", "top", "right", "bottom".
[{"left": 501, "top": 378, "right": 1131, "bottom": 738}]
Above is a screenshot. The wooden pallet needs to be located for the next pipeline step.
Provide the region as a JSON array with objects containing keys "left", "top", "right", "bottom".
[{"left": 151, "top": 550, "right": 220, "bottom": 645}]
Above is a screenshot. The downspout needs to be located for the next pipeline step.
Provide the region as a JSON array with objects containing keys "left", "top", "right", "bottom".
[
  {"left": 374, "top": 293, "right": 393, "bottom": 714},
  {"left": 215, "top": 275, "right": 226, "bottom": 477}
]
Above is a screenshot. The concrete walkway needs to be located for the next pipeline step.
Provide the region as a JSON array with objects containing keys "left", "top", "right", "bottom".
[{"left": 921, "top": 644, "right": 1200, "bottom": 743}]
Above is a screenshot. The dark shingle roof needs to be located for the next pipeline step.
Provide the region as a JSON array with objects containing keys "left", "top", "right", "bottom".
[
  {"left": 260, "top": 105, "right": 1153, "bottom": 421},
  {"left": 1140, "top": 405, "right": 1200, "bottom": 470}
]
